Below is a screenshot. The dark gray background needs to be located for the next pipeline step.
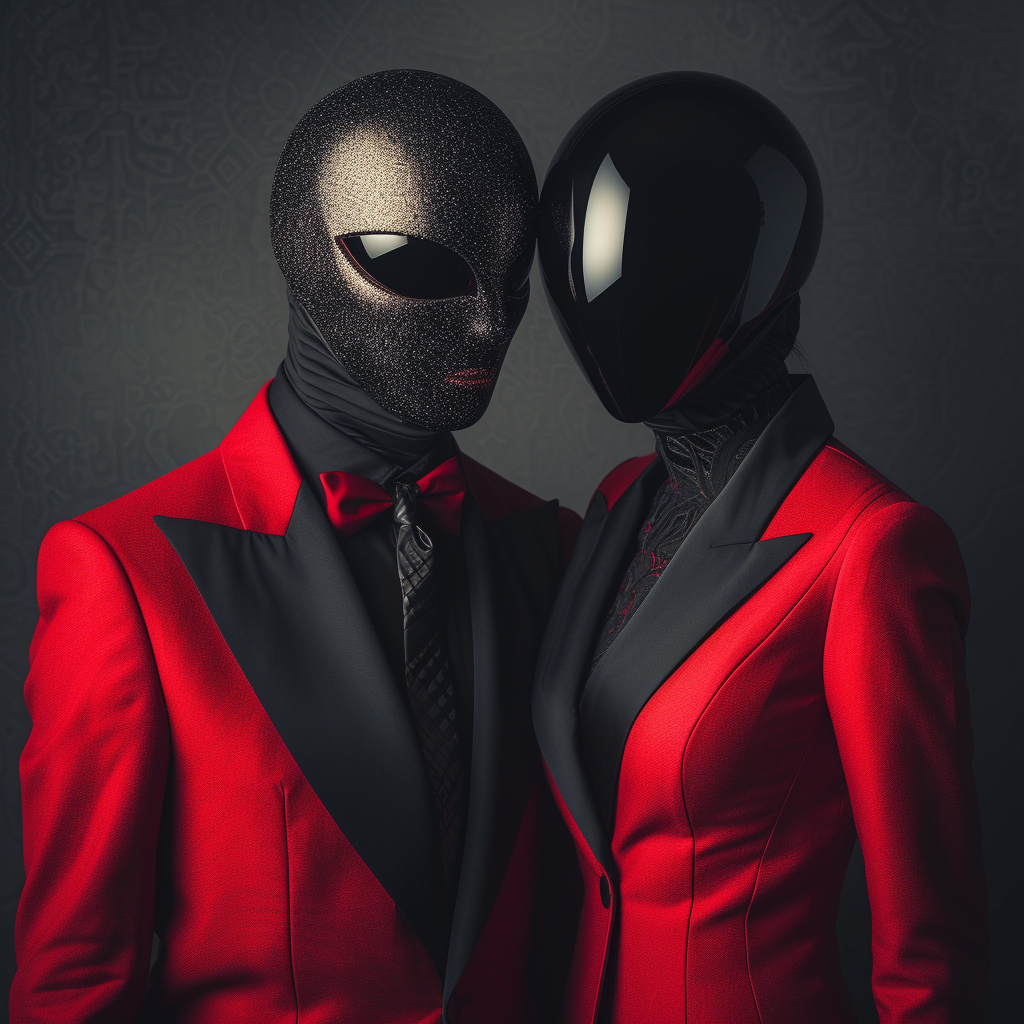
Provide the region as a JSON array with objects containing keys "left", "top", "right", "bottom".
[{"left": 2, "top": 1, "right": 1020, "bottom": 1020}]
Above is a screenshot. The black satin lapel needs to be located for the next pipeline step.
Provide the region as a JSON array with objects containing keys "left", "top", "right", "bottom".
[
  {"left": 531, "top": 459, "right": 666, "bottom": 873},
  {"left": 443, "top": 496, "right": 561, "bottom": 1006},
  {"left": 580, "top": 376, "right": 835, "bottom": 829},
  {"left": 154, "top": 482, "right": 451, "bottom": 973}
]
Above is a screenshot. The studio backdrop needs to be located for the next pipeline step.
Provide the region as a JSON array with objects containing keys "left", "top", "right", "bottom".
[{"left": 2, "top": 2, "right": 1020, "bottom": 1021}]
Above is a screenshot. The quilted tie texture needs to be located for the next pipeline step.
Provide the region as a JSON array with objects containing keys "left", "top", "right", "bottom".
[{"left": 393, "top": 480, "right": 462, "bottom": 884}]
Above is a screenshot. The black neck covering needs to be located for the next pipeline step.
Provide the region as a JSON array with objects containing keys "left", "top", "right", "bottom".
[
  {"left": 282, "top": 288, "right": 445, "bottom": 468},
  {"left": 589, "top": 295, "right": 804, "bottom": 668},
  {"left": 644, "top": 295, "right": 801, "bottom": 434}
]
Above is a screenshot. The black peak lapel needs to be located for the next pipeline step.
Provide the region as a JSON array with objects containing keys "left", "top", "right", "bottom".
[
  {"left": 444, "top": 495, "right": 562, "bottom": 1009},
  {"left": 580, "top": 375, "right": 835, "bottom": 830},
  {"left": 155, "top": 482, "right": 451, "bottom": 973},
  {"left": 532, "top": 458, "right": 667, "bottom": 873}
]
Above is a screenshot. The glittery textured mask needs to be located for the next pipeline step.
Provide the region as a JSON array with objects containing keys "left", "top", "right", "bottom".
[{"left": 271, "top": 70, "right": 538, "bottom": 431}]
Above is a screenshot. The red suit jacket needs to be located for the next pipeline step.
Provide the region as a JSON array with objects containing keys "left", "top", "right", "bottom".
[
  {"left": 532, "top": 377, "right": 987, "bottom": 1024},
  {"left": 13, "top": 382, "right": 580, "bottom": 1024}
]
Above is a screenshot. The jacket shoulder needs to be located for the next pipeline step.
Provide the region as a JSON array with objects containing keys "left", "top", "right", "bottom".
[
  {"left": 818, "top": 437, "right": 903, "bottom": 494},
  {"left": 74, "top": 381, "right": 288, "bottom": 544},
  {"left": 591, "top": 453, "right": 659, "bottom": 513},
  {"left": 459, "top": 453, "right": 583, "bottom": 567},
  {"left": 786, "top": 438, "right": 963, "bottom": 593},
  {"left": 75, "top": 447, "right": 238, "bottom": 550},
  {"left": 838, "top": 490, "right": 968, "bottom": 614},
  {"left": 460, "top": 452, "right": 577, "bottom": 522},
  {"left": 773, "top": 436, "right": 907, "bottom": 533}
]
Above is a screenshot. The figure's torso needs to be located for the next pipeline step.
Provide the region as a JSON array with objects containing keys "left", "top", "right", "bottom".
[
  {"left": 535, "top": 378, "right": 984, "bottom": 1024},
  {"left": 597, "top": 441, "right": 891, "bottom": 1024},
  {"left": 16, "top": 384, "right": 574, "bottom": 1024}
]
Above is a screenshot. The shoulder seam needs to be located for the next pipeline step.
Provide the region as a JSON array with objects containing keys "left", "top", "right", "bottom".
[{"left": 823, "top": 442, "right": 864, "bottom": 467}]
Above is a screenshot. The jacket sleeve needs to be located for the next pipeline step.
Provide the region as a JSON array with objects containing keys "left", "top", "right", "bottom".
[
  {"left": 11, "top": 519, "right": 169, "bottom": 1023},
  {"left": 823, "top": 500, "right": 988, "bottom": 1023},
  {"left": 557, "top": 505, "right": 584, "bottom": 572}
]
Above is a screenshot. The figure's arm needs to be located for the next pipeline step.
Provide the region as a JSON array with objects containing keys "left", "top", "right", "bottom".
[
  {"left": 11, "top": 520, "right": 169, "bottom": 1023},
  {"left": 556, "top": 505, "right": 583, "bottom": 571},
  {"left": 823, "top": 500, "right": 988, "bottom": 1023}
]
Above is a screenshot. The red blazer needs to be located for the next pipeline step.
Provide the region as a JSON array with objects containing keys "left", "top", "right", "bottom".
[
  {"left": 533, "top": 377, "right": 987, "bottom": 1024},
  {"left": 13, "top": 382, "right": 580, "bottom": 1024}
]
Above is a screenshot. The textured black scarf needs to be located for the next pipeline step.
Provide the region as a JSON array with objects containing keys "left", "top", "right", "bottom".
[{"left": 591, "top": 296, "right": 803, "bottom": 667}]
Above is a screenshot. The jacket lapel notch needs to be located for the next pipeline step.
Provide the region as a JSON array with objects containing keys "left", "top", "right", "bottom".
[
  {"left": 156, "top": 478, "right": 452, "bottom": 974},
  {"left": 217, "top": 381, "right": 303, "bottom": 534},
  {"left": 579, "top": 375, "right": 835, "bottom": 829}
]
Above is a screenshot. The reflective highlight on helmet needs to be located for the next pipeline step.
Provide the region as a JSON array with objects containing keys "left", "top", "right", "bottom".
[
  {"left": 583, "top": 154, "right": 630, "bottom": 302},
  {"left": 538, "top": 72, "right": 822, "bottom": 423}
]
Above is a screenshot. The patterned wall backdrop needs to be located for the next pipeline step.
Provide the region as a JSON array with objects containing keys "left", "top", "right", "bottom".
[{"left": 2, "top": 1, "right": 1020, "bottom": 1020}]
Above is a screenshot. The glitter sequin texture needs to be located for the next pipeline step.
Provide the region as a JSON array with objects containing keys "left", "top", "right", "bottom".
[{"left": 270, "top": 70, "right": 538, "bottom": 431}]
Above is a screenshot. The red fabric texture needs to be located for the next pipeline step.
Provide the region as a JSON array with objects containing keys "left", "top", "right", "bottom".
[
  {"left": 553, "top": 442, "right": 987, "bottom": 1024},
  {"left": 320, "top": 455, "right": 466, "bottom": 537},
  {"left": 319, "top": 471, "right": 396, "bottom": 535},
  {"left": 445, "top": 779, "right": 544, "bottom": 1024},
  {"left": 12, "top": 383, "right": 569, "bottom": 1024},
  {"left": 593, "top": 453, "right": 658, "bottom": 513},
  {"left": 541, "top": 761, "right": 614, "bottom": 1024}
]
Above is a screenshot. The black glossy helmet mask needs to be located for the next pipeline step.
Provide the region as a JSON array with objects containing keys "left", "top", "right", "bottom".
[
  {"left": 271, "top": 70, "right": 537, "bottom": 431},
  {"left": 538, "top": 72, "right": 822, "bottom": 423}
]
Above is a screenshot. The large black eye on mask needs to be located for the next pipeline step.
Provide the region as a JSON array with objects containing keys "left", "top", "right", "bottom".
[{"left": 338, "top": 233, "right": 478, "bottom": 300}]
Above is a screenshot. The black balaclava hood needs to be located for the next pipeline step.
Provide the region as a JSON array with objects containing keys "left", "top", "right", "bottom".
[
  {"left": 281, "top": 287, "right": 441, "bottom": 464},
  {"left": 271, "top": 69, "right": 538, "bottom": 433},
  {"left": 538, "top": 71, "right": 822, "bottom": 423}
]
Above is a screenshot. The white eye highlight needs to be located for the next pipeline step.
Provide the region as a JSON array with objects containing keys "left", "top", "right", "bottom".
[
  {"left": 582, "top": 154, "right": 630, "bottom": 302},
  {"left": 360, "top": 234, "right": 409, "bottom": 259}
]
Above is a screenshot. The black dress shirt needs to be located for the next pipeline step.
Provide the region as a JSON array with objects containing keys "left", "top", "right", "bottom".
[{"left": 267, "top": 367, "right": 475, "bottom": 781}]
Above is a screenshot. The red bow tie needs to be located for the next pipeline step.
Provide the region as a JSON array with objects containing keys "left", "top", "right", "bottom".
[{"left": 320, "top": 456, "right": 466, "bottom": 537}]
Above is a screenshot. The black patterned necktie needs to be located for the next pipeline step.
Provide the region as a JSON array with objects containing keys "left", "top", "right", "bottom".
[{"left": 393, "top": 480, "right": 462, "bottom": 884}]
